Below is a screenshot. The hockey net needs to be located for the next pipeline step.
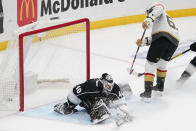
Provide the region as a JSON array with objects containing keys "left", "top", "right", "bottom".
[{"left": 0, "top": 18, "right": 90, "bottom": 112}]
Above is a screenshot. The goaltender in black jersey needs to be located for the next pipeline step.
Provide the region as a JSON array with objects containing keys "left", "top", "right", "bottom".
[{"left": 54, "top": 73, "right": 132, "bottom": 125}]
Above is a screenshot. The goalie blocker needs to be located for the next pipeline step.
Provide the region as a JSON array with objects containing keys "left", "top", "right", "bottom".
[{"left": 54, "top": 73, "right": 133, "bottom": 125}]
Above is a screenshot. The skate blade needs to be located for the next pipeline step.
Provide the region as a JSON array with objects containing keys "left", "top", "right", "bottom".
[
  {"left": 92, "top": 114, "right": 110, "bottom": 124},
  {"left": 140, "top": 97, "right": 151, "bottom": 103}
]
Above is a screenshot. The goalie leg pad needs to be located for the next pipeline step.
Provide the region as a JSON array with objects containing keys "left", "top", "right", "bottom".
[
  {"left": 67, "top": 90, "right": 81, "bottom": 105},
  {"left": 89, "top": 99, "right": 110, "bottom": 124},
  {"left": 113, "top": 98, "right": 133, "bottom": 126}
]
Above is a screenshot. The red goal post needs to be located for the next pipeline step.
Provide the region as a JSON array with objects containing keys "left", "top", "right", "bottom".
[{"left": 17, "top": 18, "right": 90, "bottom": 111}]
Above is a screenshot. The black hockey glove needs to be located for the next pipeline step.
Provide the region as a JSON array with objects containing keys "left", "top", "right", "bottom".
[{"left": 190, "top": 42, "right": 196, "bottom": 52}]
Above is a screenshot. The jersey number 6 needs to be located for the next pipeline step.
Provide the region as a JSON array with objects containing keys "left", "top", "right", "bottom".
[{"left": 166, "top": 15, "right": 178, "bottom": 30}]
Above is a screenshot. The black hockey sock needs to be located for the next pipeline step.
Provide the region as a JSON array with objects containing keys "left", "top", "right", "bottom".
[
  {"left": 155, "top": 69, "right": 167, "bottom": 91},
  {"left": 140, "top": 81, "right": 153, "bottom": 98},
  {"left": 155, "top": 76, "right": 165, "bottom": 91}
]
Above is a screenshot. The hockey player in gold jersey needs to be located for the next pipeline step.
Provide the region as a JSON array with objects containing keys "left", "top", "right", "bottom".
[{"left": 136, "top": 2, "right": 179, "bottom": 99}]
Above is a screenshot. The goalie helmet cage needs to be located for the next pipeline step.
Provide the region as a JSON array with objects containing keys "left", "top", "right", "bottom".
[{"left": 16, "top": 18, "right": 90, "bottom": 112}]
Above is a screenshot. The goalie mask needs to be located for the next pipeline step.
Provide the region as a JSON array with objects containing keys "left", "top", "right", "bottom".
[{"left": 100, "top": 73, "right": 114, "bottom": 92}]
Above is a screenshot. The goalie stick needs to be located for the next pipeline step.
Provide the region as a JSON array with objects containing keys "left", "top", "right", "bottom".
[{"left": 130, "top": 48, "right": 191, "bottom": 77}]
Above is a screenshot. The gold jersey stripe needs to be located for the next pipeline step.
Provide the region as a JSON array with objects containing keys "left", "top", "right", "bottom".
[
  {"left": 157, "top": 69, "right": 167, "bottom": 77},
  {"left": 145, "top": 73, "right": 155, "bottom": 82}
]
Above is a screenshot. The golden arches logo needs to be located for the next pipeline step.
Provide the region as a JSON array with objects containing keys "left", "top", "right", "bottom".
[
  {"left": 20, "top": 0, "right": 35, "bottom": 21},
  {"left": 17, "top": 0, "right": 37, "bottom": 26}
]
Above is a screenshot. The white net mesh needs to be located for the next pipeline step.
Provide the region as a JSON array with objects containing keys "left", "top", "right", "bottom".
[{"left": 0, "top": 18, "right": 90, "bottom": 111}]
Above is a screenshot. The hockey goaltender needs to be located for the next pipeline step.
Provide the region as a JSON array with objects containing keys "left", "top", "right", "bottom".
[{"left": 54, "top": 73, "right": 133, "bottom": 126}]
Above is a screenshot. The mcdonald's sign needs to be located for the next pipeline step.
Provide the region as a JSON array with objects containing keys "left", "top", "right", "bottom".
[{"left": 17, "top": 0, "right": 37, "bottom": 27}]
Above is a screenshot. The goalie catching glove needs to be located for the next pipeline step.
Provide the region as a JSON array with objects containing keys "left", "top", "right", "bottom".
[{"left": 136, "top": 37, "right": 152, "bottom": 47}]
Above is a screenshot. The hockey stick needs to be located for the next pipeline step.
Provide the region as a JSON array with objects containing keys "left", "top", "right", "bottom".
[
  {"left": 132, "top": 48, "right": 191, "bottom": 77},
  {"left": 169, "top": 48, "right": 191, "bottom": 61},
  {"left": 129, "top": 29, "right": 146, "bottom": 74}
]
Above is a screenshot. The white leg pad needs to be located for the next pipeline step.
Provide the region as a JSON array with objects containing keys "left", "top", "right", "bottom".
[{"left": 67, "top": 91, "right": 81, "bottom": 105}]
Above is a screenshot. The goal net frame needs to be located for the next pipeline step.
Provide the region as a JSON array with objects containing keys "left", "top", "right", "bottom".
[{"left": 18, "top": 18, "right": 90, "bottom": 112}]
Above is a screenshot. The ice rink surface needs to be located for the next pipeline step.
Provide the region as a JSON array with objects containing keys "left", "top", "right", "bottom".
[{"left": 0, "top": 16, "right": 196, "bottom": 131}]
